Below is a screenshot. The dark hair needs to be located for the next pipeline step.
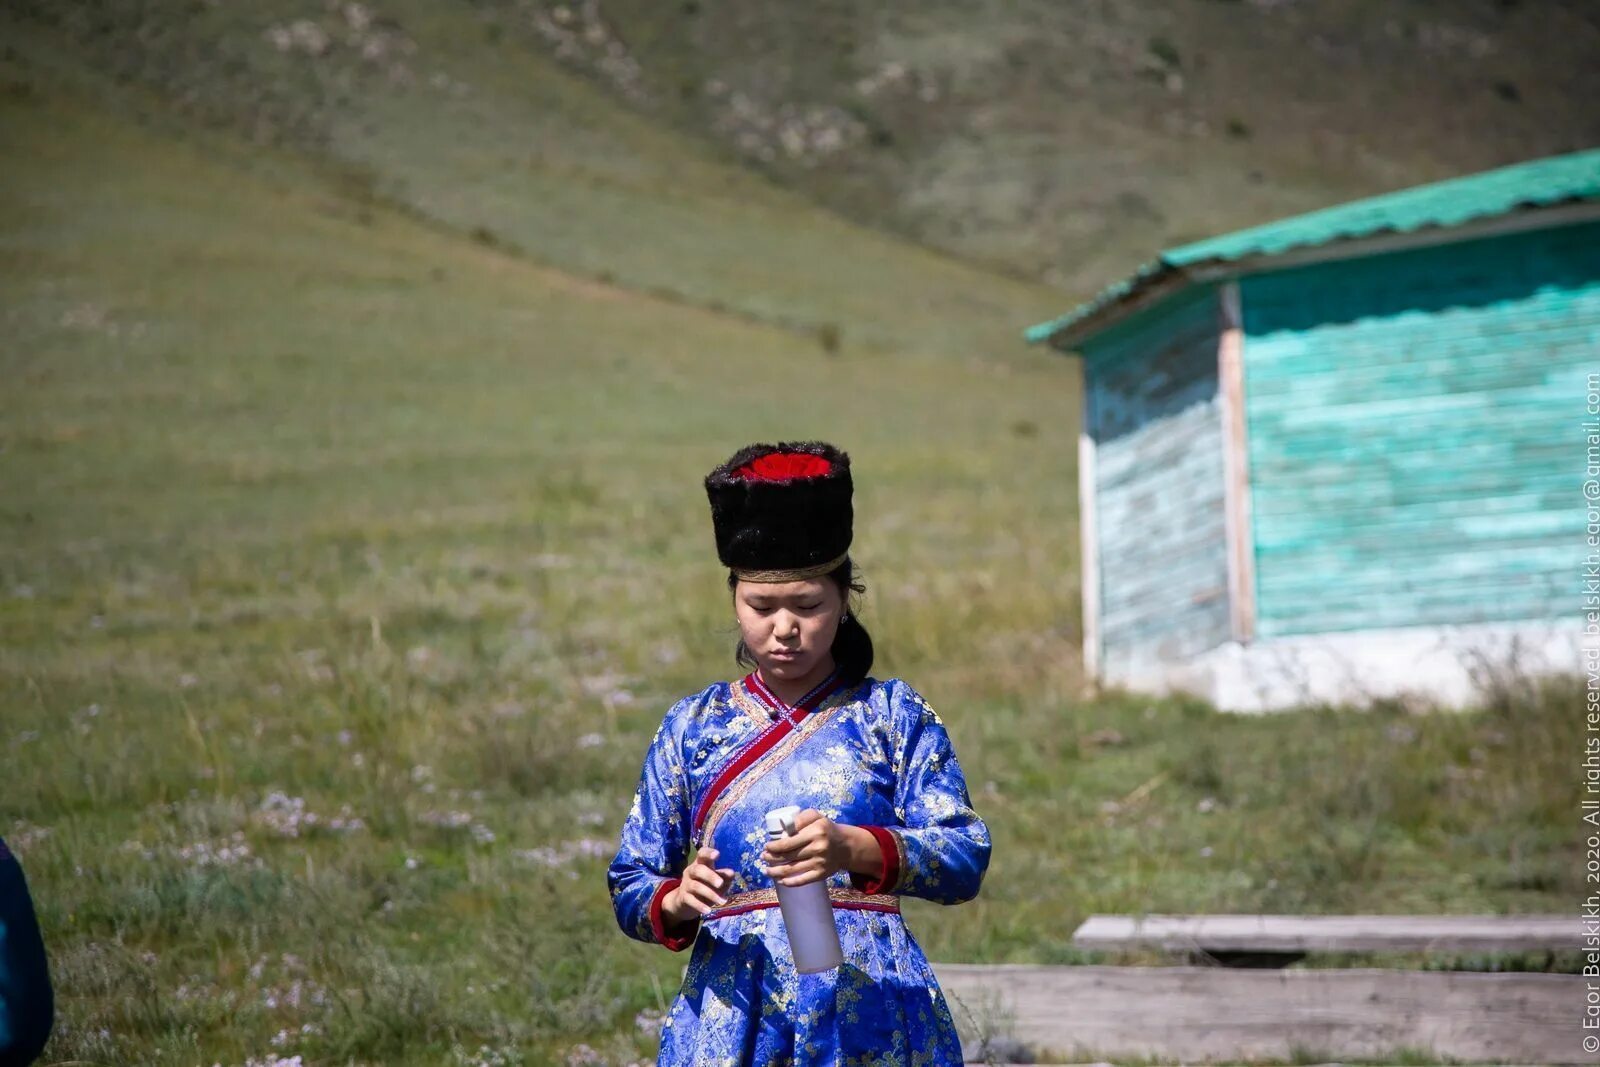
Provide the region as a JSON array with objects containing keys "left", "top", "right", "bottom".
[{"left": 728, "top": 556, "right": 873, "bottom": 686}]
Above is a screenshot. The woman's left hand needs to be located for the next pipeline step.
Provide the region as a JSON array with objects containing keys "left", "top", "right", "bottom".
[{"left": 761, "top": 809, "right": 852, "bottom": 887}]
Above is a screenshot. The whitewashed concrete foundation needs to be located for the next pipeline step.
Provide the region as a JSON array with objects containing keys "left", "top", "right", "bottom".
[{"left": 1100, "top": 618, "right": 1586, "bottom": 713}]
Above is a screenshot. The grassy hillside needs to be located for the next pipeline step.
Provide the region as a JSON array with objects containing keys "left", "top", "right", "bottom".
[
  {"left": 0, "top": 11, "right": 1585, "bottom": 1067},
  {"left": 3, "top": 1, "right": 1064, "bottom": 363},
  {"left": 0, "top": 40, "right": 1085, "bottom": 1064},
  {"left": 13, "top": 1, "right": 1596, "bottom": 320},
  {"left": 547, "top": 0, "right": 1600, "bottom": 290}
]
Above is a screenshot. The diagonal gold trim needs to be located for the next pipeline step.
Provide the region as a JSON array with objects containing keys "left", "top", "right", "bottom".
[
  {"left": 729, "top": 677, "right": 776, "bottom": 727},
  {"left": 700, "top": 681, "right": 865, "bottom": 846}
]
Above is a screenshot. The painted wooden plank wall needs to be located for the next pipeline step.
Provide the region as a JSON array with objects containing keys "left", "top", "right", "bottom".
[
  {"left": 1082, "top": 285, "right": 1232, "bottom": 669},
  {"left": 1241, "top": 220, "right": 1600, "bottom": 638}
]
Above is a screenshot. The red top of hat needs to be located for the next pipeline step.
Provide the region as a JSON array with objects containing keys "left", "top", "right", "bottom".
[{"left": 734, "top": 452, "right": 833, "bottom": 482}]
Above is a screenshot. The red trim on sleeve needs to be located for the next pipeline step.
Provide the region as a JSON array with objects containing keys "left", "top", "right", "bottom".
[
  {"left": 648, "top": 877, "right": 698, "bottom": 951},
  {"left": 849, "top": 825, "right": 901, "bottom": 894}
]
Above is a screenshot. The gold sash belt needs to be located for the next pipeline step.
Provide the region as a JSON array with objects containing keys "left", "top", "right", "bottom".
[{"left": 703, "top": 885, "right": 899, "bottom": 920}]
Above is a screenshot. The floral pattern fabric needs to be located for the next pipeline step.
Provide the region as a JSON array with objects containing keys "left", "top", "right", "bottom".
[{"left": 607, "top": 673, "right": 991, "bottom": 1066}]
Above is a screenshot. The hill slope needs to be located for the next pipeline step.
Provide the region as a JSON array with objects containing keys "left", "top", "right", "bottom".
[
  {"left": 0, "top": 10, "right": 1584, "bottom": 1066},
  {"left": 3, "top": 1, "right": 1065, "bottom": 362},
  {"left": 539, "top": 0, "right": 1600, "bottom": 291},
  {"left": 0, "top": 41, "right": 1084, "bottom": 1064},
  {"left": 13, "top": 1, "right": 1598, "bottom": 321}
]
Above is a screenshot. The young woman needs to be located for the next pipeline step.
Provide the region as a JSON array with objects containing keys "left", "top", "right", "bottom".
[{"left": 607, "top": 440, "right": 991, "bottom": 1065}]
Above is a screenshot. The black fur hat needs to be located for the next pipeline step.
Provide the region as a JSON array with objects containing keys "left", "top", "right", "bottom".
[{"left": 704, "top": 440, "right": 853, "bottom": 582}]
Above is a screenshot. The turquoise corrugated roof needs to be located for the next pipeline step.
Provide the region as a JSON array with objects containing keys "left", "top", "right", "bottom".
[{"left": 1026, "top": 147, "right": 1600, "bottom": 346}]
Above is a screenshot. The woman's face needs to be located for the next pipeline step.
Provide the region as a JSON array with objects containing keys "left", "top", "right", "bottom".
[{"left": 733, "top": 577, "right": 844, "bottom": 684}]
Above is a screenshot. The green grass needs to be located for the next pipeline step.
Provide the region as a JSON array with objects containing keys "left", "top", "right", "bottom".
[
  {"left": 546, "top": 0, "right": 1600, "bottom": 288},
  {"left": 0, "top": 26, "right": 1584, "bottom": 1067},
  {"left": 1, "top": 0, "right": 1065, "bottom": 366}
]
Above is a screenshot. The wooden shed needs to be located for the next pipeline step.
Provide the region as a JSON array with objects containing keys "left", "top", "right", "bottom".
[{"left": 1027, "top": 149, "right": 1600, "bottom": 712}]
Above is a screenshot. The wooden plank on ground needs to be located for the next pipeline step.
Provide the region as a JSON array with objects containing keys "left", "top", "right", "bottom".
[
  {"left": 1071, "top": 913, "right": 1579, "bottom": 953},
  {"left": 934, "top": 963, "right": 1579, "bottom": 1064}
]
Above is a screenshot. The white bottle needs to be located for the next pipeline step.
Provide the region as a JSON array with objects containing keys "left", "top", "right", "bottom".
[{"left": 764, "top": 805, "right": 844, "bottom": 974}]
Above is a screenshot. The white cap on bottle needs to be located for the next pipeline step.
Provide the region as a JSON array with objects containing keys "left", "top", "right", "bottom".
[{"left": 764, "top": 805, "right": 802, "bottom": 836}]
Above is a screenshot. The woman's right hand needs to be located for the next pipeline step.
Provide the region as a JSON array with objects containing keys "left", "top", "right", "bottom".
[{"left": 663, "top": 846, "right": 735, "bottom": 928}]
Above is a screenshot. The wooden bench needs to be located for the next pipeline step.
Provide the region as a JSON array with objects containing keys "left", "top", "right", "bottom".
[
  {"left": 937, "top": 913, "right": 1583, "bottom": 1064},
  {"left": 1071, "top": 912, "right": 1579, "bottom": 967}
]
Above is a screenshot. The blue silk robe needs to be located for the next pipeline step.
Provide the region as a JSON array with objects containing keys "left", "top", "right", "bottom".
[{"left": 607, "top": 668, "right": 992, "bottom": 1066}]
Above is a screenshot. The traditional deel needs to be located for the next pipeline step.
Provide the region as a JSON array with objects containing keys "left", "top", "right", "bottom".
[{"left": 607, "top": 672, "right": 991, "bottom": 1065}]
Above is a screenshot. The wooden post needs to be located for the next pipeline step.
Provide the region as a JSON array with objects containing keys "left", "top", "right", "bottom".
[
  {"left": 1217, "top": 281, "right": 1256, "bottom": 644},
  {"left": 1078, "top": 362, "right": 1101, "bottom": 683}
]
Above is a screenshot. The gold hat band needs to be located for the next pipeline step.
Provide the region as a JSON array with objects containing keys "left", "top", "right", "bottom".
[{"left": 730, "top": 550, "right": 849, "bottom": 583}]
